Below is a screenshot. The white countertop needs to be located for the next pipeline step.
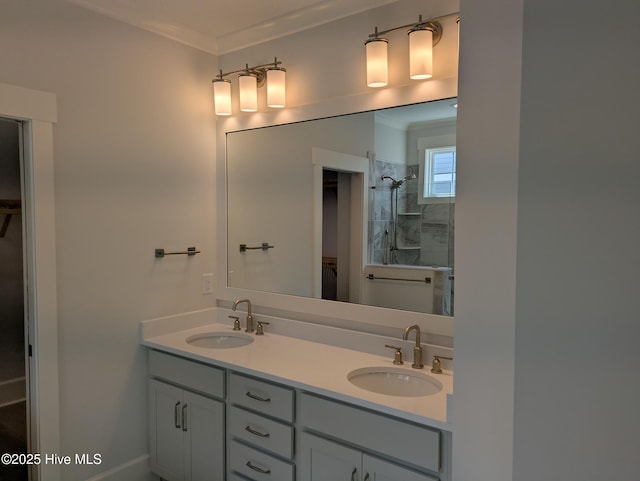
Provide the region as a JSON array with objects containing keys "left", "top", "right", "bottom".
[{"left": 141, "top": 313, "right": 452, "bottom": 431}]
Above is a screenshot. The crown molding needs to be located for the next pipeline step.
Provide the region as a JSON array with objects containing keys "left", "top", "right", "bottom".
[{"left": 66, "top": 0, "right": 398, "bottom": 55}]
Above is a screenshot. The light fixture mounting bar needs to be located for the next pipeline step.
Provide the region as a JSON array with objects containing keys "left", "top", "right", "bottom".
[
  {"left": 368, "top": 11, "right": 459, "bottom": 47},
  {"left": 217, "top": 58, "right": 283, "bottom": 79}
]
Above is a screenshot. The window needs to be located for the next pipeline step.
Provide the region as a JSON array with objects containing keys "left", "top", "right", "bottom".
[{"left": 423, "top": 146, "right": 456, "bottom": 199}]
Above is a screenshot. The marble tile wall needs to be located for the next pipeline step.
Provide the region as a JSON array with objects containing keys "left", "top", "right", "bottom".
[{"left": 369, "top": 160, "right": 454, "bottom": 269}]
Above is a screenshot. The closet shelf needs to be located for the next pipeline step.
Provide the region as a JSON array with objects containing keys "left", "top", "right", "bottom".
[{"left": 0, "top": 199, "right": 21, "bottom": 238}]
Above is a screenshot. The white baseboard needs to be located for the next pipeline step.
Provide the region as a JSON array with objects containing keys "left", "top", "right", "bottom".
[
  {"left": 0, "top": 377, "right": 26, "bottom": 407},
  {"left": 84, "top": 454, "right": 151, "bottom": 481}
]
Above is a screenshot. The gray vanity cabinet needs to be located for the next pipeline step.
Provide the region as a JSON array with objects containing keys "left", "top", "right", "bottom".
[
  {"left": 148, "top": 351, "right": 225, "bottom": 481},
  {"left": 227, "top": 372, "right": 295, "bottom": 480},
  {"left": 299, "top": 432, "right": 438, "bottom": 481},
  {"left": 298, "top": 392, "right": 448, "bottom": 481},
  {"left": 147, "top": 349, "right": 451, "bottom": 481}
]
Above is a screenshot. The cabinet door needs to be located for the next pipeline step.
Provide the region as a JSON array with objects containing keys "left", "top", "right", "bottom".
[
  {"left": 299, "top": 433, "right": 362, "bottom": 481},
  {"left": 363, "top": 454, "right": 439, "bottom": 481},
  {"left": 149, "top": 379, "right": 185, "bottom": 481},
  {"left": 184, "top": 391, "right": 225, "bottom": 481}
]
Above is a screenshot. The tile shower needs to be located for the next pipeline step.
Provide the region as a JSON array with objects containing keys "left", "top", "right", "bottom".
[{"left": 369, "top": 158, "right": 455, "bottom": 268}]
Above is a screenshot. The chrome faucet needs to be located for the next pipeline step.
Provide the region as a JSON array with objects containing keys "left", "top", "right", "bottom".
[
  {"left": 402, "top": 324, "right": 424, "bottom": 369},
  {"left": 232, "top": 299, "right": 254, "bottom": 333}
]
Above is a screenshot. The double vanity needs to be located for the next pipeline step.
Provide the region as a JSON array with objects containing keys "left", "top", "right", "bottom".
[{"left": 141, "top": 307, "right": 453, "bottom": 481}]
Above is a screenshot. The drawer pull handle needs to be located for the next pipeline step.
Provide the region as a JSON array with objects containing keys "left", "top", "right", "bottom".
[
  {"left": 364, "top": 474, "right": 371, "bottom": 481},
  {"left": 246, "top": 391, "right": 271, "bottom": 402},
  {"left": 246, "top": 461, "right": 271, "bottom": 474},
  {"left": 351, "top": 467, "right": 357, "bottom": 481},
  {"left": 245, "top": 425, "right": 270, "bottom": 438},
  {"left": 181, "top": 404, "right": 188, "bottom": 432},
  {"left": 174, "top": 402, "right": 181, "bottom": 429}
]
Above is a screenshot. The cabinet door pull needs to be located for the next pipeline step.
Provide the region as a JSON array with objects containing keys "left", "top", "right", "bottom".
[
  {"left": 245, "top": 391, "right": 271, "bottom": 402},
  {"left": 245, "top": 425, "right": 270, "bottom": 438},
  {"left": 351, "top": 467, "right": 357, "bottom": 481},
  {"left": 181, "top": 404, "right": 188, "bottom": 432},
  {"left": 174, "top": 402, "right": 181, "bottom": 429},
  {"left": 246, "top": 461, "right": 271, "bottom": 474},
  {"left": 364, "top": 474, "right": 371, "bottom": 481}
]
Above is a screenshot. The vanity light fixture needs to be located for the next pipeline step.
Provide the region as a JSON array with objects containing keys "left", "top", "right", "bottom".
[
  {"left": 408, "top": 19, "right": 435, "bottom": 80},
  {"left": 212, "top": 71, "right": 232, "bottom": 116},
  {"left": 212, "top": 57, "right": 286, "bottom": 115},
  {"left": 365, "top": 12, "right": 458, "bottom": 87},
  {"left": 266, "top": 63, "right": 286, "bottom": 108},
  {"left": 238, "top": 66, "right": 258, "bottom": 112},
  {"left": 365, "top": 28, "right": 389, "bottom": 87}
]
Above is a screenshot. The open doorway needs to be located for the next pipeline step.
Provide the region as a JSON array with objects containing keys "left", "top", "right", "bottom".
[
  {"left": 321, "top": 169, "right": 352, "bottom": 301},
  {"left": 0, "top": 82, "right": 60, "bottom": 481},
  {"left": 0, "top": 118, "right": 28, "bottom": 481}
]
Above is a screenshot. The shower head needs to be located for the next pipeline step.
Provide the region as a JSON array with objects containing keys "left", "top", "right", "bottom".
[{"left": 381, "top": 173, "right": 416, "bottom": 189}]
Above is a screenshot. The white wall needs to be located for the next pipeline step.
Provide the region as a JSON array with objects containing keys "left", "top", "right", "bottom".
[
  {"left": 513, "top": 0, "right": 640, "bottom": 479},
  {"left": 374, "top": 120, "right": 407, "bottom": 164},
  {"left": 455, "top": 0, "right": 640, "bottom": 480},
  {"left": 0, "top": 1, "right": 217, "bottom": 479}
]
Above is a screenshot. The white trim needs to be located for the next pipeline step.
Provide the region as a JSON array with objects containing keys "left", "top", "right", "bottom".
[
  {"left": 422, "top": 145, "right": 457, "bottom": 199},
  {"left": 1, "top": 81, "right": 60, "bottom": 481},
  {"left": 83, "top": 454, "right": 151, "bottom": 481},
  {"left": 66, "top": 0, "right": 397, "bottom": 55},
  {"left": 217, "top": 0, "right": 398, "bottom": 54}
]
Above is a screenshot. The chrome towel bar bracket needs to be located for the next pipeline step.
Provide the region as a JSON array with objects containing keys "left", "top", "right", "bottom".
[
  {"left": 239, "top": 243, "right": 274, "bottom": 252},
  {"left": 155, "top": 247, "right": 201, "bottom": 258},
  {"left": 366, "top": 273, "right": 431, "bottom": 284}
]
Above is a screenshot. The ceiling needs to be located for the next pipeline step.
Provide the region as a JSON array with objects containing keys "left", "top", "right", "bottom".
[{"left": 65, "top": 0, "right": 399, "bottom": 55}]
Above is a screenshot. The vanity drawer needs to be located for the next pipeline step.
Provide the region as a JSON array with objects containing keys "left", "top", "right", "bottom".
[
  {"left": 148, "top": 350, "right": 224, "bottom": 398},
  {"left": 229, "top": 406, "right": 294, "bottom": 459},
  {"left": 229, "top": 440, "right": 294, "bottom": 481},
  {"left": 300, "top": 392, "right": 441, "bottom": 472},
  {"left": 229, "top": 373, "right": 294, "bottom": 422}
]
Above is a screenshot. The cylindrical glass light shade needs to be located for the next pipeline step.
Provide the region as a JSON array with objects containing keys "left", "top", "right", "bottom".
[
  {"left": 365, "top": 38, "right": 388, "bottom": 88},
  {"left": 212, "top": 78, "right": 232, "bottom": 116},
  {"left": 266, "top": 67, "right": 286, "bottom": 108},
  {"left": 409, "top": 26, "right": 433, "bottom": 80},
  {"left": 238, "top": 73, "right": 258, "bottom": 112}
]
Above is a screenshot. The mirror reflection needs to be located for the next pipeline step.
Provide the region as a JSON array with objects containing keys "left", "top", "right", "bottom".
[{"left": 226, "top": 98, "right": 456, "bottom": 316}]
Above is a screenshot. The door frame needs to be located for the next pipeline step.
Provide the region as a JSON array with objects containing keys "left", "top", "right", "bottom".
[
  {"left": 311, "top": 147, "right": 369, "bottom": 302},
  {"left": 1, "top": 82, "right": 60, "bottom": 481}
]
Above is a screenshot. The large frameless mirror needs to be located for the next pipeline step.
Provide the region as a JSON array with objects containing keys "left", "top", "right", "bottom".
[{"left": 226, "top": 97, "right": 457, "bottom": 316}]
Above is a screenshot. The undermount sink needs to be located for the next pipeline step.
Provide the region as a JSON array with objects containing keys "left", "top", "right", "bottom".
[
  {"left": 186, "top": 332, "right": 254, "bottom": 349},
  {"left": 347, "top": 366, "right": 442, "bottom": 397}
]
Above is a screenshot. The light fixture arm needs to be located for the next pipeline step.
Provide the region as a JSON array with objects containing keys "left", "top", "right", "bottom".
[
  {"left": 217, "top": 57, "right": 283, "bottom": 87},
  {"left": 368, "top": 11, "right": 459, "bottom": 47}
]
